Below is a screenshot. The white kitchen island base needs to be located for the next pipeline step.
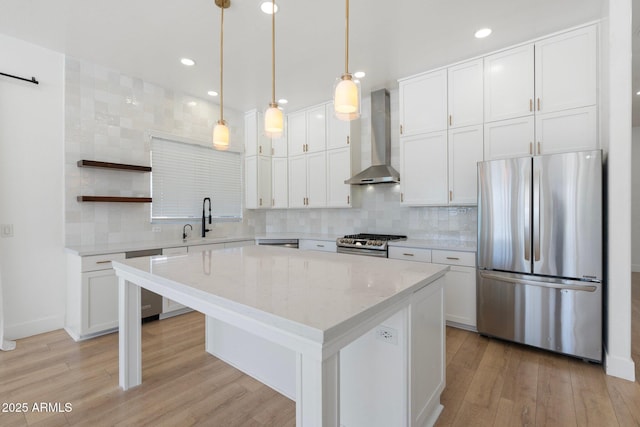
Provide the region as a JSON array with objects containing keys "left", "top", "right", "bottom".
[{"left": 113, "top": 246, "right": 447, "bottom": 427}]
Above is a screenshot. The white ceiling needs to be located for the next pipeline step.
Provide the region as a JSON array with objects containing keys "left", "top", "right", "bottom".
[{"left": 1, "top": 0, "right": 630, "bottom": 123}]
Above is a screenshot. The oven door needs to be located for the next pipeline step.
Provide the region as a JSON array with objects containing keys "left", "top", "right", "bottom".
[{"left": 336, "top": 246, "right": 387, "bottom": 258}]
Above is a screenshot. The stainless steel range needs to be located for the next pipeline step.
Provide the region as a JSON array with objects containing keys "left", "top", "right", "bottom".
[{"left": 336, "top": 233, "right": 407, "bottom": 258}]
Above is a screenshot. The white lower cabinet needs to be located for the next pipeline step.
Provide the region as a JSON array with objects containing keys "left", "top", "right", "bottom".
[
  {"left": 161, "top": 246, "right": 189, "bottom": 316},
  {"left": 299, "top": 239, "right": 336, "bottom": 252},
  {"left": 66, "top": 252, "right": 125, "bottom": 341},
  {"left": 389, "top": 247, "right": 477, "bottom": 330}
]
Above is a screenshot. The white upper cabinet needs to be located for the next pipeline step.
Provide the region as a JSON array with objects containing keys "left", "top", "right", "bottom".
[
  {"left": 484, "top": 44, "right": 534, "bottom": 123},
  {"left": 484, "top": 116, "right": 535, "bottom": 160},
  {"left": 448, "top": 59, "right": 484, "bottom": 128},
  {"left": 288, "top": 155, "right": 307, "bottom": 208},
  {"left": 399, "top": 69, "right": 447, "bottom": 136},
  {"left": 326, "top": 102, "right": 351, "bottom": 150},
  {"left": 535, "top": 105, "right": 597, "bottom": 155},
  {"left": 287, "top": 152, "right": 327, "bottom": 208},
  {"left": 400, "top": 131, "right": 448, "bottom": 206},
  {"left": 245, "top": 155, "right": 271, "bottom": 209},
  {"left": 306, "top": 104, "right": 327, "bottom": 153},
  {"left": 326, "top": 147, "right": 352, "bottom": 207},
  {"left": 244, "top": 110, "right": 271, "bottom": 156},
  {"left": 534, "top": 25, "right": 597, "bottom": 114},
  {"left": 287, "top": 111, "right": 306, "bottom": 157},
  {"left": 448, "top": 125, "right": 483, "bottom": 205},
  {"left": 271, "top": 119, "right": 288, "bottom": 157},
  {"left": 271, "top": 157, "right": 288, "bottom": 208}
]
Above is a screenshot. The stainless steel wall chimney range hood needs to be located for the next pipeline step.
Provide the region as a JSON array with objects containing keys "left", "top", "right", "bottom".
[{"left": 345, "top": 89, "right": 400, "bottom": 185}]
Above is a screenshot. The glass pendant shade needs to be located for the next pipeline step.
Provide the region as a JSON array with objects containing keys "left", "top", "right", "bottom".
[
  {"left": 264, "top": 103, "right": 283, "bottom": 138},
  {"left": 213, "top": 120, "right": 229, "bottom": 150},
  {"left": 334, "top": 74, "right": 360, "bottom": 121}
]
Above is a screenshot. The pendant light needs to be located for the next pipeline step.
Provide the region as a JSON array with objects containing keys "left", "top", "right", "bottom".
[
  {"left": 333, "top": 0, "right": 360, "bottom": 121},
  {"left": 264, "top": 0, "right": 283, "bottom": 138},
  {"left": 213, "top": 0, "right": 231, "bottom": 150}
]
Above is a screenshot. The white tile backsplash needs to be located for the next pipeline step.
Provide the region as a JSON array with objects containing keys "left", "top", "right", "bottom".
[{"left": 65, "top": 56, "right": 261, "bottom": 247}]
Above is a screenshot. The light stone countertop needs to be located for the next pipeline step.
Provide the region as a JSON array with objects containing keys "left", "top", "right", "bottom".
[
  {"left": 112, "top": 245, "right": 448, "bottom": 342},
  {"left": 255, "top": 233, "right": 341, "bottom": 242},
  {"left": 65, "top": 235, "right": 256, "bottom": 256}
]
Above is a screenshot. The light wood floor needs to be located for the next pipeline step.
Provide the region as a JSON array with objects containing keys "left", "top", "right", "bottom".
[{"left": 1, "top": 277, "right": 639, "bottom": 427}]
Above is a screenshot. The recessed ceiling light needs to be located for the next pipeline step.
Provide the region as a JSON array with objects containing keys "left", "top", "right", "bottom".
[
  {"left": 354, "top": 71, "right": 366, "bottom": 79},
  {"left": 260, "top": 1, "right": 278, "bottom": 14},
  {"left": 180, "top": 58, "right": 196, "bottom": 66},
  {"left": 474, "top": 28, "right": 492, "bottom": 39},
  {"left": 636, "top": 90, "right": 640, "bottom": 96},
  {"left": 278, "top": 98, "right": 288, "bottom": 104},
  {"left": 208, "top": 90, "right": 219, "bottom": 97}
]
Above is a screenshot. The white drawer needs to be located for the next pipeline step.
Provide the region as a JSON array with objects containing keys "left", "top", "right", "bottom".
[
  {"left": 388, "top": 247, "right": 432, "bottom": 263},
  {"left": 299, "top": 239, "right": 336, "bottom": 252},
  {"left": 162, "top": 246, "right": 188, "bottom": 256},
  {"left": 81, "top": 253, "right": 126, "bottom": 272},
  {"left": 432, "top": 250, "right": 475, "bottom": 267}
]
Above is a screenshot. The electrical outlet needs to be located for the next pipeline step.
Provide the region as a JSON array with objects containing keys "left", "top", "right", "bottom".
[
  {"left": 375, "top": 325, "right": 398, "bottom": 345},
  {"left": 0, "top": 224, "right": 14, "bottom": 238}
]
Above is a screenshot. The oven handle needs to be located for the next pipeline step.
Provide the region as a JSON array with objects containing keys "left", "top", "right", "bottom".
[{"left": 336, "top": 246, "right": 388, "bottom": 258}]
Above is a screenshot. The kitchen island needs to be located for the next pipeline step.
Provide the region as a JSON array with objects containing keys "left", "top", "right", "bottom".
[{"left": 112, "top": 245, "right": 448, "bottom": 427}]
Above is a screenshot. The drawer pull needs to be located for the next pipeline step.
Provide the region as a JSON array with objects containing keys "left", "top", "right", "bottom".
[
  {"left": 403, "top": 253, "right": 415, "bottom": 257},
  {"left": 96, "top": 260, "right": 112, "bottom": 264},
  {"left": 316, "top": 244, "right": 325, "bottom": 248},
  {"left": 446, "top": 257, "right": 460, "bottom": 260}
]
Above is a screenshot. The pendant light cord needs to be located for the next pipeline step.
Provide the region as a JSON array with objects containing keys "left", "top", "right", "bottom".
[
  {"left": 345, "top": 0, "right": 349, "bottom": 75},
  {"left": 271, "top": 0, "right": 276, "bottom": 104},
  {"left": 219, "top": 4, "right": 224, "bottom": 121}
]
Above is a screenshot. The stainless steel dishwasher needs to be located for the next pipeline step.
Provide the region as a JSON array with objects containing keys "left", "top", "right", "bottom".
[
  {"left": 256, "top": 238, "right": 299, "bottom": 249},
  {"left": 125, "top": 248, "right": 163, "bottom": 321}
]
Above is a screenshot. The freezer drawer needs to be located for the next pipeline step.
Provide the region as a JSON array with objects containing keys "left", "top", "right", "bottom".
[{"left": 476, "top": 270, "right": 602, "bottom": 362}]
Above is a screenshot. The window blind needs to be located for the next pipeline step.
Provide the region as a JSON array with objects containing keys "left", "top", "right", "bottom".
[{"left": 151, "top": 137, "right": 242, "bottom": 221}]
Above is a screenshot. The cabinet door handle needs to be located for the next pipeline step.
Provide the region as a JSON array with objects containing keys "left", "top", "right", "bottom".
[
  {"left": 272, "top": 198, "right": 275, "bottom": 206},
  {"left": 529, "top": 142, "right": 533, "bottom": 155},
  {"left": 259, "top": 146, "right": 262, "bottom": 154},
  {"left": 529, "top": 99, "right": 533, "bottom": 112},
  {"left": 449, "top": 190, "right": 453, "bottom": 202},
  {"left": 259, "top": 198, "right": 262, "bottom": 206},
  {"left": 400, "top": 124, "right": 403, "bottom": 135},
  {"left": 446, "top": 256, "right": 460, "bottom": 260},
  {"left": 537, "top": 98, "right": 541, "bottom": 111},
  {"left": 537, "top": 141, "right": 541, "bottom": 155},
  {"left": 347, "top": 195, "right": 350, "bottom": 204},
  {"left": 400, "top": 193, "right": 404, "bottom": 203},
  {"left": 96, "top": 260, "right": 112, "bottom": 264},
  {"left": 347, "top": 136, "right": 350, "bottom": 145},
  {"left": 403, "top": 253, "right": 415, "bottom": 257},
  {"left": 271, "top": 148, "right": 274, "bottom": 155},
  {"left": 449, "top": 115, "right": 452, "bottom": 126}
]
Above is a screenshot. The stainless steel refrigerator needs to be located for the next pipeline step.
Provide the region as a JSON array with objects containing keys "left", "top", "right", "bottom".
[{"left": 476, "top": 150, "right": 602, "bottom": 362}]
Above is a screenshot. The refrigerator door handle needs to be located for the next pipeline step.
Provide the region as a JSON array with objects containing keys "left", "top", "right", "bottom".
[
  {"left": 533, "top": 167, "right": 541, "bottom": 261},
  {"left": 479, "top": 272, "right": 598, "bottom": 292},
  {"left": 524, "top": 164, "right": 531, "bottom": 261}
]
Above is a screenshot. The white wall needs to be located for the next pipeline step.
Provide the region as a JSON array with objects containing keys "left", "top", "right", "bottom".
[
  {"left": 632, "top": 126, "right": 640, "bottom": 272},
  {"left": 603, "top": 0, "right": 635, "bottom": 381},
  {"left": 0, "top": 34, "right": 66, "bottom": 339}
]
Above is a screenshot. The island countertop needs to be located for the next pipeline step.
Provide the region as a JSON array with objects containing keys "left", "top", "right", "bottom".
[{"left": 112, "top": 245, "right": 448, "bottom": 343}]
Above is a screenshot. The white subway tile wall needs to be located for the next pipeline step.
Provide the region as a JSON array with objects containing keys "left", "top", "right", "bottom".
[{"left": 64, "top": 57, "right": 263, "bottom": 246}]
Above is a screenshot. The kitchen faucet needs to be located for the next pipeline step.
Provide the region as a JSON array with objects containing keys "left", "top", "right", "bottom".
[
  {"left": 182, "top": 224, "right": 192, "bottom": 241},
  {"left": 202, "top": 197, "right": 212, "bottom": 238}
]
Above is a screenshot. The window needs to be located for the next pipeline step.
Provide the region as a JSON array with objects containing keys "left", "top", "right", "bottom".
[{"left": 151, "top": 136, "right": 242, "bottom": 221}]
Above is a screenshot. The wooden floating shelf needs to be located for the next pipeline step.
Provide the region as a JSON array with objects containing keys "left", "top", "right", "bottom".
[
  {"left": 77, "top": 160, "right": 152, "bottom": 172},
  {"left": 77, "top": 196, "right": 152, "bottom": 203}
]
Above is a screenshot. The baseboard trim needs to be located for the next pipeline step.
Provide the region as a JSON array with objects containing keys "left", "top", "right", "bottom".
[
  {"left": 604, "top": 347, "right": 636, "bottom": 381},
  {"left": 5, "top": 314, "right": 65, "bottom": 340}
]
